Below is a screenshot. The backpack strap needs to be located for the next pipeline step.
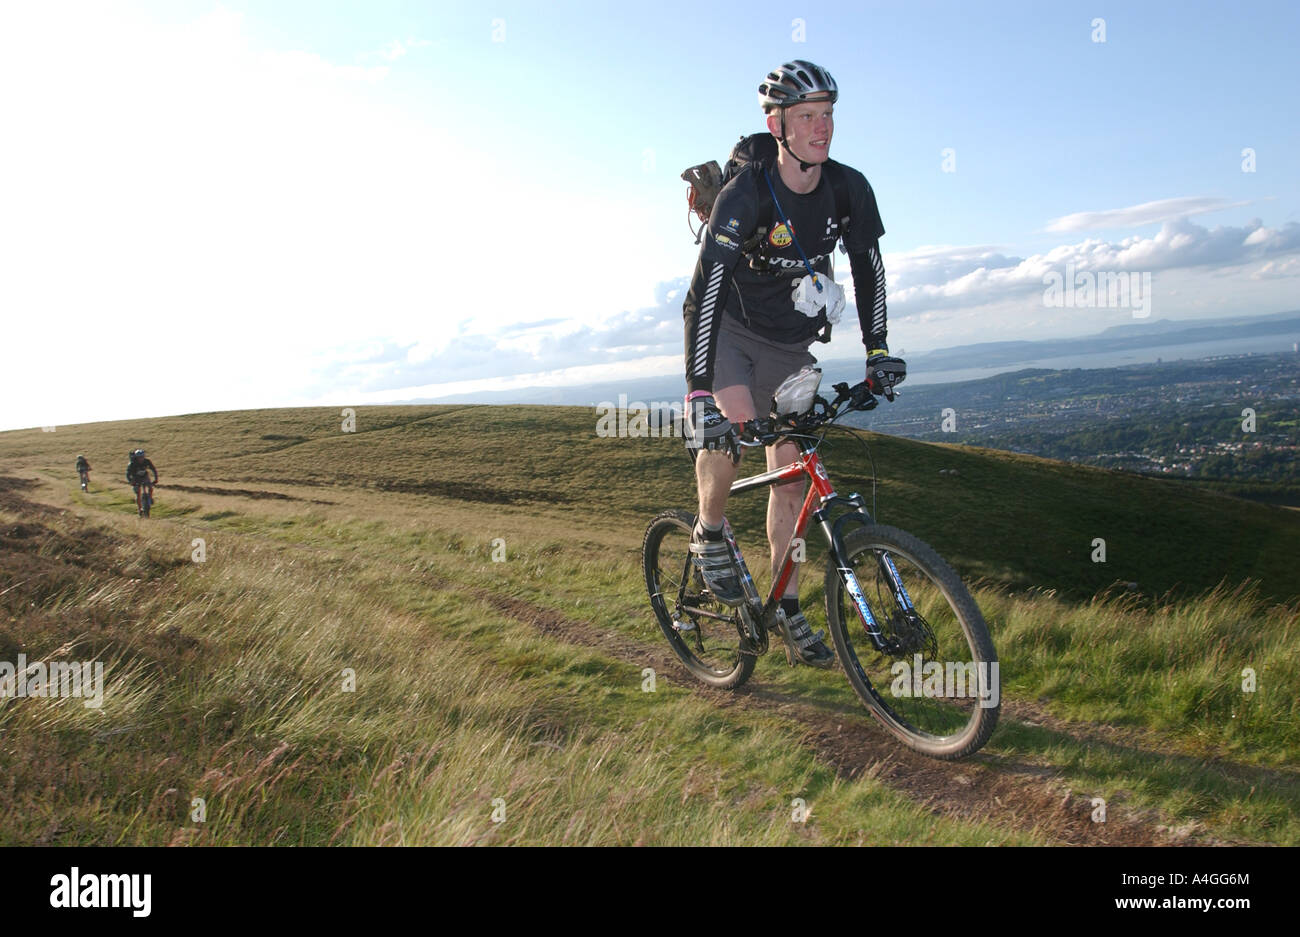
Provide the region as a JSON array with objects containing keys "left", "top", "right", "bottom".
[
  {"left": 741, "top": 173, "right": 774, "bottom": 255},
  {"left": 823, "top": 160, "right": 852, "bottom": 241},
  {"left": 811, "top": 161, "right": 850, "bottom": 342},
  {"left": 744, "top": 159, "right": 851, "bottom": 259}
]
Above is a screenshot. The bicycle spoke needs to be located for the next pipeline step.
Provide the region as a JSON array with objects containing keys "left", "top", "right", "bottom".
[
  {"left": 644, "top": 511, "right": 754, "bottom": 689},
  {"left": 826, "top": 525, "right": 998, "bottom": 759}
]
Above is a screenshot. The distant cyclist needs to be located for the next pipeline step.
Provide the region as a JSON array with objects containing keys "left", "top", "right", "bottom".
[
  {"left": 76, "top": 455, "right": 91, "bottom": 491},
  {"left": 125, "top": 449, "right": 158, "bottom": 516}
]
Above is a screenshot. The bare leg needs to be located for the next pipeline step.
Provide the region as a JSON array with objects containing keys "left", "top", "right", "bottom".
[
  {"left": 695, "top": 385, "right": 757, "bottom": 526},
  {"left": 694, "top": 449, "right": 738, "bottom": 526},
  {"left": 766, "top": 438, "right": 805, "bottom": 598}
]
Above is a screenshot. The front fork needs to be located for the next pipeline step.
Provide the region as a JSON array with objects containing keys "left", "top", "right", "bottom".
[{"left": 820, "top": 495, "right": 915, "bottom": 654}]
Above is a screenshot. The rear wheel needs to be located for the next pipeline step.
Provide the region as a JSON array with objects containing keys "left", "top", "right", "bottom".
[
  {"left": 644, "top": 510, "right": 754, "bottom": 689},
  {"left": 825, "top": 524, "right": 998, "bottom": 759}
]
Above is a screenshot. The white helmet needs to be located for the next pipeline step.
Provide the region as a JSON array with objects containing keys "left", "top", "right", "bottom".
[{"left": 758, "top": 60, "right": 838, "bottom": 113}]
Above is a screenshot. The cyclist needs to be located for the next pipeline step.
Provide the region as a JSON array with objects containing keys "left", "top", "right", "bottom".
[
  {"left": 76, "top": 455, "right": 91, "bottom": 491},
  {"left": 682, "top": 60, "right": 907, "bottom": 667},
  {"left": 125, "top": 449, "right": 158, "bottom": 515}
]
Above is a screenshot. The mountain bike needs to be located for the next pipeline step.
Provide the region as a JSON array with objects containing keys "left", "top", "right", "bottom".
[
  {"left": 643, "top": 368, "right": 999, "bottom": 760},
  {"left": 78, "top": 467, "right": 89, "bottom": 492},
  {"left": 132, "top": 478, "right": 155, "bottom": 517}
]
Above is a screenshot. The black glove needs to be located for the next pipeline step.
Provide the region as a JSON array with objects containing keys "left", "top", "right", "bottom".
[
  {"left": 684, "top": 394, "right": 739, "bottom": 461},
  {"left": 866, "top": 352, "right": 907, "bottom": 401}
]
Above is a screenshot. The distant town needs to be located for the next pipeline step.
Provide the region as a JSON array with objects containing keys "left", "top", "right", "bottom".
[{"left": 851, "top": 352, "right": 1300, "bottom": 503}]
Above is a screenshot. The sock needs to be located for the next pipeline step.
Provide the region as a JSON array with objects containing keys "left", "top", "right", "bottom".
[
  {"left": 696, "top": 519, "right": 724, "bottom": 541},
  {"left": 780, "top": 597, "right": 800, "bottom": 617}
]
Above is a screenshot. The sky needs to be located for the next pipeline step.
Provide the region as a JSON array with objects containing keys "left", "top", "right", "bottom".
[{"left": 1, "top": 0, "right": 1297, "bottom": 430}]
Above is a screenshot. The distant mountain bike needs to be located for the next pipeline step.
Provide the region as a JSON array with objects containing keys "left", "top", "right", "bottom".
[
  {"left": 78, "top": 467, "right": 89, "bottom": 492},
  {"left": 643, "top": 369, "right": 999, "bottom": 760},
  {"left": 131, "top": 478, "right": 155, "bottom": 517}
]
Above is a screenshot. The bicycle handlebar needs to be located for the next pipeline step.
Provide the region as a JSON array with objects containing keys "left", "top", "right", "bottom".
[{"left": 737, "top": 379, "right": 885, "bottom": 447}]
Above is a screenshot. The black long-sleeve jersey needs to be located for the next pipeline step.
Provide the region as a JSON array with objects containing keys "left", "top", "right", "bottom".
[
  {"left": 126, "top": 458, "right": 157, "bottom": 485},
  {"left": 683, "top": 160, "right": 887, "bottom": 394}
]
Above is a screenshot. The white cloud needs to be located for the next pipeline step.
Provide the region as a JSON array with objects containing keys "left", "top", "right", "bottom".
[
  {"left": 1046, "top": 196, "right": 1256, "bottom": 232},
  {"left": 1250, "top": 257, "right": 1300, "bottom": 279},
  {"left": 298, "top": 211, "right": 1300, "bottom": 404},
  {"left": 884, "top": 217, "right": 1300, "bottom": 312}
]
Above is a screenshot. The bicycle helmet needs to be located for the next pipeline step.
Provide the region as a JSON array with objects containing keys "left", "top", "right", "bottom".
[
  {"left": 133, "top": 449, "right": 145, "bottom": 458},
  {"left": 758, "top": 60, "right": 838, "bottom": 172},
  {"left": 757, "top": 60, "right": 838, "bottom": 113}
]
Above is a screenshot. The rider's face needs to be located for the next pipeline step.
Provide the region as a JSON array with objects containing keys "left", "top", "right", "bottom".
[{"left": 775, "top": 96, "right": 834, "bottom": 164}]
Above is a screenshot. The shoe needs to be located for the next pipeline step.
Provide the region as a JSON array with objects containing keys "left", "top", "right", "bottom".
[
  {"left": 779, "top": 610, "right": 836, "bottom": 669},
  {"left": 688, "top": 526, "right": 746, "bottom": 607}
]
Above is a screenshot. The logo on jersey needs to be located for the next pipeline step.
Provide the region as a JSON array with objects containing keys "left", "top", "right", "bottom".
[
  {"left": 768, "top": 222, "right": 794, "bottom": 248},
  {"left": 714, "top": 232, "right": 738, "bottom": 250},
  {"left": 761, "top": 251, "right": 830, "bottom": 271}
]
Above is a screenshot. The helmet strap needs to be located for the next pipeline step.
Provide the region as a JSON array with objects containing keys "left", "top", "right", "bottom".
[{"left": 778, "top": 110, "right": 817, "bottom": 173}]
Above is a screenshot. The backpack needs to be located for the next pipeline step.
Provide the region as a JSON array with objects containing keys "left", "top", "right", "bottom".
[
  {"left": 680, "top": 132, "right": 852, "bottom": 342},
  {"left": 681, "top": 132, "right": 852, "bottom": 255}
]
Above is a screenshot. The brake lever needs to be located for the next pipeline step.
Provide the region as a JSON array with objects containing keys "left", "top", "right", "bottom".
[
  {"left": 737, "top": 418, "right": 776, "bottom": 447},
  {"left": 848, "top": 381, "right": 875, "bottom": 410}
]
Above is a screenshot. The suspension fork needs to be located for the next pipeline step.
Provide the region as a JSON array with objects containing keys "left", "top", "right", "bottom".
[
  {"left": 875, "top": 552, "right": 916, "bottom": 614},
  {"left": 815, "top": 510, "right": 884, "bottom": 651}
]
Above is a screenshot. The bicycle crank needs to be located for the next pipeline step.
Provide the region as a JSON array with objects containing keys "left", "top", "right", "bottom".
[{"left": 738, "top": 604, "right": 769, "bottom": 657}]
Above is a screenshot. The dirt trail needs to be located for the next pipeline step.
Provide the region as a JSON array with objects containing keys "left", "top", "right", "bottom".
[
  {"left": 474, "top": 589, "right": 1252, "bottom": 846},
  {"left": 163, "top": 482, "right": 334, "bottom": 504}
]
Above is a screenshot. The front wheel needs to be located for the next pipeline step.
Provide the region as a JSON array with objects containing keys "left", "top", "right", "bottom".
[
  {"left": 643, "top": 510, "right": 755, "bottom": 690},
  {"left": 825, "top": 524, "right": 998, "bottom": 759}
]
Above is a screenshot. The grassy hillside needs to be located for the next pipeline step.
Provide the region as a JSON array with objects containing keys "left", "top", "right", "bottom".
[
  {"left": 29, "top": 404, "right": 1300, "bottom": 601},
  {"left": 1, "top": 405, "right": 1296, "bottom": 845}
]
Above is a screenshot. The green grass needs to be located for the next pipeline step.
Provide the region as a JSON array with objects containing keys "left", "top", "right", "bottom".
[
  {"left": 1, "top": 403, "right": 1297, "bottom": 845},
  {"left": 24, "top": 404, "right": 1299, "bottom": 603},
  {"left": 0, "top": 490, "right": 1022, "bottom": 845}
]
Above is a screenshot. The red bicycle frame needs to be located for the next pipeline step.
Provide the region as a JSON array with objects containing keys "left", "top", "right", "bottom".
[{"left": 723, "top": 437, "right": 894, "bottom": 649}]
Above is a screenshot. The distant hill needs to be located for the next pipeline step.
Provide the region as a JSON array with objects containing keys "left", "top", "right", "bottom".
[
  {"left": 393, "top": 309, "right": 1300, "bottom": 408},
  {"left": 5, "top": 401, "right": 1297, "bottom": 603}
]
